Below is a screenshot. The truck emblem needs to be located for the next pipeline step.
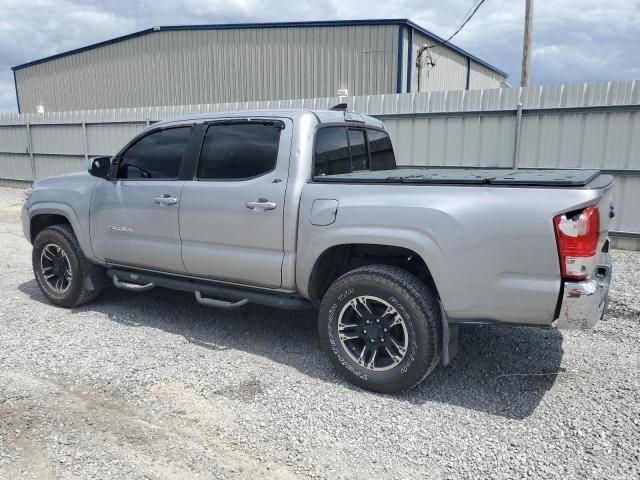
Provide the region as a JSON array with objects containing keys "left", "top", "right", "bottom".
[{"left": 108, "top": 226, "right": 133, "bottom": 233}]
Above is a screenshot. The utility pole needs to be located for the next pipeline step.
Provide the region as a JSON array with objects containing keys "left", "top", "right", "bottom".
[{"left": 521, "top": 0, "right": 534, "bottom": 87}]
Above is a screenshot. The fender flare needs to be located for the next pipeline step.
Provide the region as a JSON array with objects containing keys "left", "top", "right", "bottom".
[{"left": 28, "top": 202, "right": 94, "bottom": 260}]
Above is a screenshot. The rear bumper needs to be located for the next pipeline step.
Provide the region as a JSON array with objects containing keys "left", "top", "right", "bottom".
[{"left": 555, "top": 251, "right": 612, "bottom": 330}]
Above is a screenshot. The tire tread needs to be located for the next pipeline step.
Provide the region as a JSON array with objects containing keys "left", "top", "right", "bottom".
[
  {"left": 33, "top": 224, "right": 100, "bottom": 307},
  {"left": 319, "top": 264, "right": 441, "bottom": 393}
]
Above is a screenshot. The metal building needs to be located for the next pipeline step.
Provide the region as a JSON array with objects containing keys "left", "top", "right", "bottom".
[{"left": 11, "top": 19, "right": 507, "bottom": 113}]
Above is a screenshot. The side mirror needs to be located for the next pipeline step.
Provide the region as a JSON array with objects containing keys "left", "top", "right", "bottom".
[{"left": 88, "top": 156, "right": 111, "bottom": 179}]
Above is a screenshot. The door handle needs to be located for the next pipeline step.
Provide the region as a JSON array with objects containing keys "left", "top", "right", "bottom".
[
  {"left": 246, "top": 198, "right": 277, "bottom": 212},
  {"left": 154, "top": 194, "right": 178, "bottom": 206}
]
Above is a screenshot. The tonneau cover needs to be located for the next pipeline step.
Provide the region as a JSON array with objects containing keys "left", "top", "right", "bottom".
[{"left": 313, "top": 167, "right": 601, "bottom": 187}]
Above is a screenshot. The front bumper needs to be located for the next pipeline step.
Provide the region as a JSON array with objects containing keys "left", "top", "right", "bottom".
[{"left": 556, "top": 251, "right": 612, "bottom": 330}]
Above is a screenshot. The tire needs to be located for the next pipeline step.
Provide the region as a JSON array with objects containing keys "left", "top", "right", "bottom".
[
  {"left": 318, "top": 264, "right": 441, "bottom": 393},
  {"left": 32, "top": 224, "right": 100, "bottom": 308}
]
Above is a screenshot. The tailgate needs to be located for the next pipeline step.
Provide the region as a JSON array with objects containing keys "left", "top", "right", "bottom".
[{"left": 593, "top": 176, "right": 615, "bottom": 251}]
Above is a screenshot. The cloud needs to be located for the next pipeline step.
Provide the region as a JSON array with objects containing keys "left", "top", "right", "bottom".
[{"left": 0, "top": 0, "right": 638, "bottom": 112}]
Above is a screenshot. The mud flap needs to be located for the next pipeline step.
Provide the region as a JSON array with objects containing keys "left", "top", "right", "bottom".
[
  {"left": 84, "top": 264, "right": 110, "bottom": 291},
  {"left": 439, "top": 302, "right": 459, "bottom": 367}
]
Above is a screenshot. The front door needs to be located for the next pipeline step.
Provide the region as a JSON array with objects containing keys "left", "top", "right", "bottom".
[
  {"left": 179, "top": 119, "right": 292, "bottom": 288},
  {"left": 90, "top": 125, "right": 194, "bottom": 273}
]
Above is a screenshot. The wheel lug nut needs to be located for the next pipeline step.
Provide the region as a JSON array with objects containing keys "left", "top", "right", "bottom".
[
  {"left": 383, "top": 328, "right": 388, "bottom": 332},
  {"left": 381, "top": 338, "right": 385, "bottom": 342},
  {"left": 363, "top": 329, "right": 367, "bottom": 334},
  {"left": 370, "top": 339, "right": 375, "bottom": 343},
  {"left": 376, "top": 319, "right": 380, "bottom": 323}
]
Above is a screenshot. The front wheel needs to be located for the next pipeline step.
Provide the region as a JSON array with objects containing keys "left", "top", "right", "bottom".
[
  {"left": 32, "top": 224, "right": 100, "bottom": 308},
  {"left": 318, "top": 265, "right": 441, "bottom": 393}
]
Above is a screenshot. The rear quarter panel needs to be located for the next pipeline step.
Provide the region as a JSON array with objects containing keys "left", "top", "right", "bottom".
[{"left": 297, "top": 181, "right": 613, "bottom": 325}]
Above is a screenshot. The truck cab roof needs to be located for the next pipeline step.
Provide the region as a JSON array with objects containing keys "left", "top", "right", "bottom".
[{"left": 151, "top": 109, "right": 385, "bottom": 130}]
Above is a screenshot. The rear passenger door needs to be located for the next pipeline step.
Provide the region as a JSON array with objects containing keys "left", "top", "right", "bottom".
[{"left": 179, "top": 119, "right": 292, "bottom": 288}]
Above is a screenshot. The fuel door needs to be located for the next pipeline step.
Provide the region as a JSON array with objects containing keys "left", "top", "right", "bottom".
[{"left": 310, "top": 199, "right": 339, "bottom": 226}]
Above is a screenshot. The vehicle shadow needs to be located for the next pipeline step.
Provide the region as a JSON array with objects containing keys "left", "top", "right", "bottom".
[{"left": 19, "top": 280, "right": 565, "bottom": 420}]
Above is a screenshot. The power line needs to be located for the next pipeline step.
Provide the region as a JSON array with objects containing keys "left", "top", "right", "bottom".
[
  {"left": 425, "top": 0, "right": 487, "bottom": 52},
  {"left": 460, "top": 0, "right": 484, "bottom": 28},
  {"left": 415, "top": 0, "right": 489, "bottom": 91}
]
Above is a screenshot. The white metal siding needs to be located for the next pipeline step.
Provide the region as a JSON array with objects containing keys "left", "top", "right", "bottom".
[
  {"left": 611, "top": 237, "right": 640, "bottom": 250},
  {"left": 33, "top": 155, "right": 85, "bottom": 179},
  {"left": 399, "top": 26, "right": 410, "bottom": 94},
  {"left": 0, "top": 126, "right": 28, "bottom": 153},
  {"left": 86, "top": 123, "right": 146, "bottom": 155},
  {"left": 410, "top": 30, "right": 468, "bottom": 93},
  {"left": 610, "top": 175, "right": 640, "bottom": 235},
  {"left": 469, "top": 61, "right": 503, "bottom": 90},
  {"left": 15, "top": 26, "right": 399, "bottom": 113},
  {"left": 0, "top": 153, "right": 32, "bottom": 181},
  {"left": 30, "top": 125, "right": 84, "bottom": 155}
]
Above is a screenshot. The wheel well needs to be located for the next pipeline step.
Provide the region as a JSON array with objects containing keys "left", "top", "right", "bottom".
[
  {"left": 30, "top": 214, "right": 71, "bottom": 242},
  {"left": 308, "top": 244, "right": 439, "bottom": 305}
]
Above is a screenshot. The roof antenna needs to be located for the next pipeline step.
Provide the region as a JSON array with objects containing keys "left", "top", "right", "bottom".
[{"left": 330, "top": 103, "right": 348, "bottom": 111}]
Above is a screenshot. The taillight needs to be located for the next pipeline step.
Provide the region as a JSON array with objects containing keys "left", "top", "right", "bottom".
[{"left": 554, "top": 205, "right": 599, "bottom": 280}]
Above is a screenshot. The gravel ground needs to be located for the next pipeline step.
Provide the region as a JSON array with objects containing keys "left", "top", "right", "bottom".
[{"left": 0, "top": 185, "right": 638, "bottom": 479}]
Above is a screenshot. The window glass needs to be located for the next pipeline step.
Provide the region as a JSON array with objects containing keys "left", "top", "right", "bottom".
[
  {"left": 118, "top": 127, "right": 191, "bottom": 179},
  {"left": 348, "top": 129, "right": 369, "bottom": 171},
  {"left": 314, "top": 127, "right": 351, "bottom": 176},
  {"left": 198, "top": 123, "right": 280, "bottom": 180},
  {"left": 368, "top": 129, "right": 396, "bottom": 170}
]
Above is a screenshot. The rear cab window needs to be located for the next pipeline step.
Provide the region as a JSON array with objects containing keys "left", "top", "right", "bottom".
[{"left": 314, "top": 126, "right": 396, "bottom": 176}]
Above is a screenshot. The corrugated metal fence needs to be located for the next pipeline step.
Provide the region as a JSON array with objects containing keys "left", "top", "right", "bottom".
[{"left": 1, "top": 80, "right": 639, "bottom": 248}]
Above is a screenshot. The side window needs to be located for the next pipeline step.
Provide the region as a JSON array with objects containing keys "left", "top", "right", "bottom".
[
  {"left": 198, "top": 123, "right": 281, "bottom": 180},
  {"left": 118, "top": 127, "right": 191, "bottom": 179},
  {"left": 348, "top": 129, "right": 369, "bottom": 171},
  {"left": 367, "top": 129, "right": 396, "bottom": 170},
  {"left": 314, "top": 127, "right": 351, "bottom": 176}
]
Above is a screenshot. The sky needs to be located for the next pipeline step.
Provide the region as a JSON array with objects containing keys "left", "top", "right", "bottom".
[{"left": 0, "top": 0, "right": 638, "bottom": 113}]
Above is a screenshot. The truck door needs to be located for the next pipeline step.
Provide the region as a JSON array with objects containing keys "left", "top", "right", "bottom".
[
  {"left": 179, "top": 118, "right": 292, "bottom": 288},
  {"left": 90, "top": 125, "right": 196, "bottom": 273}
]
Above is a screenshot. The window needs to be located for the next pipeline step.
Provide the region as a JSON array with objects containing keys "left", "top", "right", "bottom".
[
  {"left": 198, "top": 123, "right": 281, "bottom": 180},
  {"left": 314, "top": 127, "right": 351, "bottom": 176},
  {"left": 368, "top": 129, "right": 396, "bottom": 171},
  {"left": 348, "top": 129, "right": 369, "bottom": 171},
  {"left": 314, "top": 126, "right": 396, "bottom": 176},
  {"left": 118, "top": 127, "right": 191, "bottom": 179}
]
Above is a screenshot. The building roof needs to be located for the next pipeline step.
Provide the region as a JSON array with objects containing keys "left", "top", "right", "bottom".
[{"left": 11, "top": 19, "right": 507, "bottom": 77}]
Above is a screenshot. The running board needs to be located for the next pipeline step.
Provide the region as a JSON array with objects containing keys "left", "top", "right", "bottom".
[
  {"left": 112, "top": 274, "right": 155, "bottom": 292},
  {"left": 105, "top": 268, "right": 312, "bottom": 310},
  {"left": 195, "top": 291, "right": 248, "bottom": 309}
]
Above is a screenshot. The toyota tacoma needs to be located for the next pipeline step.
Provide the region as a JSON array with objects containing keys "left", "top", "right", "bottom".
[{"left": 22, "top": 108, "right": 613, "bottom": 393}]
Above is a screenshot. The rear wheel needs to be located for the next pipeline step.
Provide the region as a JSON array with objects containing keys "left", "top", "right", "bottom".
[
  {"left": 32, "top": 225, "right": 100, "bottom": 307},
  {"left": 318, "top": 264, "right": 441, "bottom": 393}
]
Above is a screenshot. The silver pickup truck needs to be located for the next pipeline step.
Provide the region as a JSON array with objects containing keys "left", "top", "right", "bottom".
[{"left": 22, "top": 108, "right": 613, "bottom": 393}]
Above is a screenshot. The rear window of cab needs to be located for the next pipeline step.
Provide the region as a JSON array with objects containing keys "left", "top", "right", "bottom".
[{"left": 314, "top": 127, "right": 396, "bottom": 176}]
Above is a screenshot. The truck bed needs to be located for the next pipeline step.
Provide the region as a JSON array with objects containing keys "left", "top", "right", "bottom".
[{"left": 313, "top": 167, "right": 602, "bottom": 187}]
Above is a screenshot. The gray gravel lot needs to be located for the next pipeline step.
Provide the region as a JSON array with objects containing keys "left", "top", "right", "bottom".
[{"left": 0, "top": 185, "right": 638, "bottom": 479}]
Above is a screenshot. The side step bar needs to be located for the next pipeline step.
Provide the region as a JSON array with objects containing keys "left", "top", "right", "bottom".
[
  {"left": 113, "top": 274, "right": 155, "bottom": 292},
  {"left": 106, "top": 269, "right": 312, "bottom": 310},
  {"left": 195, "top": 292, "right": 248, "bottom": 309}
]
